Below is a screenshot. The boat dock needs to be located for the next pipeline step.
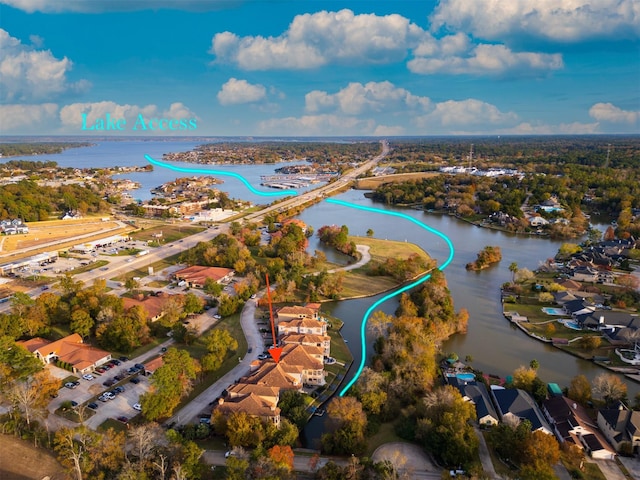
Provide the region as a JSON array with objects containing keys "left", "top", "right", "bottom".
[{"left": 260, "top": 173, "right": 337, "bottom": 189}]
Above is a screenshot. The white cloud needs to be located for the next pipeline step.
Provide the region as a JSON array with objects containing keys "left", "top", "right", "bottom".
[
  {"left": 409, "top": 38, "right": 563, "bottom": 75},
  {"left": 0, "top": 29, "right": 89, "bottom": 101},
  {"left": 589, "top": 103, "right": 639, "bottom": 124},
  {"left": 430, "top": 0, "right": 640, "bottom": 42},
  {"left": 258, "top": 114, "right": 376, "bottom": 136},
  {"left": 305, "top": 81, "right": 431, "bottom": 115},
  {"left": 217, "top": 78, "right": 267, "bottom": 105},
  {"left": 0, "top": 103, "right": 57, "bottom": 131},
  {"left": 210, "top": 10, "right": 563, "bottom": 76},
  {"left": 211, "top": 9, "right": 424, "bottom": 70},
  {"left": 1, "top": 0, "right": 241, "bottom": 13},
  {"left": 415, "top": 99, "right": 518, "bottom": 128},
  {"left": 502, "top": 122, "right": 600, "bottom": 135}
]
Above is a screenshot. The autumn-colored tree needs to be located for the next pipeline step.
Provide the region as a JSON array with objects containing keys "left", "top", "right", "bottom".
[
  {"left": 268, "top": 445, "right": 294, "bottom": 471},
  {"left": 578, "top": 336, "right": 601, "bottom": 352},
  {"left": 512, "top": 366, "right": 538, "bottom": 392},
  {"left": 593, "top": 373, "right": 627, "bottom": 406},
  {"left": 322, "top": 397, "right": 368, "bottom": 455},
  {"left": 8, "top": 369, "right": 59, "bottom": 426},
  {"left": 568, "top": 374, "right": 592, "bottom": 405}
]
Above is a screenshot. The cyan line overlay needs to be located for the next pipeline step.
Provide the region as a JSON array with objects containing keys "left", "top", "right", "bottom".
[
  {"left": 325, "top": 198, "right": 455, "bottom": 397},
  {"left": 145, "top": 154, "right": 298, "bottom": 197}
]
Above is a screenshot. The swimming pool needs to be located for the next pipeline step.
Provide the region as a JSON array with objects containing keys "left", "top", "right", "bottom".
[
  {"left": 558, "top": 319, "right": 581, "bottom": 330},
  {"left": 542, "top": 307, "right": 565, "bottom": 315},
  {"left": 456, "top": 373, "right": 476, "bottom": 381}
]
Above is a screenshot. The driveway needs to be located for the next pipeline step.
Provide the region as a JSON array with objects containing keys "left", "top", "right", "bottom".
[
  {"left": 619, "top": 455, "right": 640, "bottom": 480},
  {"left": 372, "top": 442, "right": 438, "bottom": 477}
]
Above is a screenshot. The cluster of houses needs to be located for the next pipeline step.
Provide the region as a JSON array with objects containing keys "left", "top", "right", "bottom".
[
  {"left": 0, "top": 219, "right": 28, "bottom": 235},
  {"left": 446, "top": 370, "right": 640, "bottom": 460},
  {"left": 211, "top": 303, "right": 331, "bottom": 427}
]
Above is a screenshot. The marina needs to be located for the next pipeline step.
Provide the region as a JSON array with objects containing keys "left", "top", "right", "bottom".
[{"left": 260, "top": 172, "right": 337, "bottom": 189}]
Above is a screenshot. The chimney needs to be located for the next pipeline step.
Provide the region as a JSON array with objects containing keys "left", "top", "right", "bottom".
[
  {"left": 599, "top": 316, "right": 605, "bottom": 324},
  {"left": 218, "top": 397, "right": 224, "bottom": 405},
  {"left": 137, "top": 293, "right": 144, "bottom": 301}
]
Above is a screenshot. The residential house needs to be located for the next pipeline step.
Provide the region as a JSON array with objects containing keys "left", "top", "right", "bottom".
[
  {"left": 174, "top": 265, "right": 234, "bottom": 288},
  {"left": 529, "top": 216, "right": 549, "bottom": 227},
  {"left": 144, "top": 356, "right": 163, "bottom": 376},
  {"left": 278, "top": 318, "right": 327, "bottom": 336},
  {"left": 281, "top": 333, "right": 331, "bottom": 357},
  {"left": 490, "top": 387, "right": 553, "bottom": 435},
  {"left": 276, "top": 305, "right": 320, "bottom": 323},
  {"left": 445, "top": 376, "right": 499, "bottom": 426},
  {"left": 542, "top": 396, "right": 616, "bottom": 460},
  {"left": 213, "top": 394, "right": 281, "bottom": 427},
  {"left": 553, "top": 291, "right": 577, "bottom": 305},
  {"left": 241, "top": 362, "right": 303, "bottom": 392},
  {"left": 17, "top": 333, "right": 111, "bottom": 374},
  {"left": 563, "top": 299, "right": 596, "bottom": 317},
  {"left": 572, "top": 266, "right": 599, "bottom": 283},
  {"left": 0, "top": 219, "right": 29, "bottom": 235},
  {"left": 597, "top": 404, "right": 640, "bottom": 452},
  {"left": 278, "top": 344, "right": 326, "bottom": 387}
]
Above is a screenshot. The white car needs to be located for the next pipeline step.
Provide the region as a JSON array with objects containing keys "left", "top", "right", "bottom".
[
  {"left": 133, "top": 403, "right": 142, "bottom": 411},
  {"left": 82, "top": 374, "right": 94, "bottom": 381}
]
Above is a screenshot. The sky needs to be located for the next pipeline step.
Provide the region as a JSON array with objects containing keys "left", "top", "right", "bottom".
[{"left": 0, "top": 0, "right": 639, "bottom": 136}]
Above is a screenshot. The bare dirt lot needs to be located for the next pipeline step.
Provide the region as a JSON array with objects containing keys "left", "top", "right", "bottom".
[{"left": 0, "top": 434, "right": 68, "bottom": 480}]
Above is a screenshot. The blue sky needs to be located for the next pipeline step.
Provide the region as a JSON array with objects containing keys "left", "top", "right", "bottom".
[{"left": 1, "top": 0, "right": 638, "bottom": 136}]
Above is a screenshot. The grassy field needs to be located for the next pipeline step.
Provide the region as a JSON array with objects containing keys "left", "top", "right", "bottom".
[
  {"left": 355, "top": 172, "right": 439, "bottom": 190},
  {"left": 111, "top": 253, "right": 182, "bottom": 282},
  {"left": 336, "top": 235, "right": 432, "bottom": 299},
  {"left": 365, "top": 422, "right": 404, "bottom": 456}
]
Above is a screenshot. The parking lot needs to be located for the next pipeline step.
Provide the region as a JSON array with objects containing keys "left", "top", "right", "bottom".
[{"left": 47, "top": 358, "right": 151, "bottom": 429}]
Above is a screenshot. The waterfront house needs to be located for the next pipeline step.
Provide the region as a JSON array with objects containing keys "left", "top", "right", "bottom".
[
  {"left": 563, "top": 299, "right": 596, "bottom": 318},
  {"left": 597, "top": 403, "right": 640, "bottom": 453},
  {"left": 490, "top": 386, "right": 553, "bottom": 435},
  {"left": 277, "top": 317, "right": 327, "bottom": 336},
  {"left": 542, "top": 396, "right": 616, "bottom": 460},
  {"left": 278, "top": 344, "right": 327, "bottom": 387},
  {"left": 553, "top": 291, "right": 577, "bottom": 305},
  {"left": 281, "top": 333, "right": 331, "bottom": 357},
  {"left": 445, "top": 376, "right": 499, "bottom": 426},
  {"left": 17, "top": 333, "right": 111, "bottom": 374},
  {"left": 276, "top": 305, "right": 320, "bottom": 323}
]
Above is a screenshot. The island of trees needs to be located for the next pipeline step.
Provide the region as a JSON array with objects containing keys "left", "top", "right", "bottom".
[{"left": 466, "top": 245, "right": 502, "bottom": 271}]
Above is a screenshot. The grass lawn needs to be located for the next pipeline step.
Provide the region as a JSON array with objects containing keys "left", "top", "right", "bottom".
[
  {"left": 561, "top": 450, "right": 606, "bottom": 480},
  {"left": 98, "top": 418, "right": 129, "bottom": 433},
  {"left": 351, "top": 236, "right": 430, "bottom": 261}
]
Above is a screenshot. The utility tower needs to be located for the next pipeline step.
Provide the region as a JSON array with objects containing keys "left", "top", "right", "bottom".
[
  {"left": 468, "top": 144, "right": 474, "bottom": 169},
  {"left": 604, "top": 144, "right": 611, "bottom": 168}
]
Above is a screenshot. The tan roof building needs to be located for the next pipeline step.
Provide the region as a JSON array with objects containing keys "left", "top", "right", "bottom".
[
  {"left": 278, "top": 318, "right": 327, "bottom": 336},
  {"left": 213, "top": 393, "right": 280, "bottom": 427},
  {"left": 17, "top": 333, "right": 111, "bottom": 374},
  {"left": 279, "top": 344, "right": 326, "bottom": 386},
  {"left": 174, "top": 265, "right": 234, "bottom": 288},
  {"left": 281, "top": 333, "right": 331, "bottom": 357},
  {"left": 276, "top": 305, "right": 319, "bottom": 323},
  {"left": 226, "top": 383, "right": 280, "bottom": 407},
  {"left": 122, "top": 292, "right": 181, "bottom": 322},
  {"left": 242, "top": 362, "right": 302, "bottom": 391}
]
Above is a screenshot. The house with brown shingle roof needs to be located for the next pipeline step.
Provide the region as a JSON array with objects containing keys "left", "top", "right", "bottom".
[
  {"left": 279, "top": 344, "right": 326, "bottom": 386},
  {"left": 226, "top": 383, "right": 280, "bottom": 407},
  {"left": 242, "top": 362, "right": 302, "bottom": 392},
  {"left": 213, "top": 393, "right": 280, "bottom": 427},
  {"left": 17, "top": 333, "right": 111, "bottom": 374},
  {"left": 278, "top": 318, "right": 327, "bottom": 336},
  {"left": 144, "top": 356, "right": 164, "bottom": 375},
  {"left": 281, "top": 333, "right": 331, "bottom": 357},
  {"left": 174, "top": 265, "right": 234, "bottom": 288},
  {"left": 276, "top": 305, "right": 319, "bottom": 323}
]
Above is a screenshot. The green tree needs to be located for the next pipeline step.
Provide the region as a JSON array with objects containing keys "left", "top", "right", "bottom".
[
  {"left": 366, "top": 228, "right": 374, "bottom": 237},
  {"left": 203, "top": 278, "right": 223, "bottom": 297},
  {"left": 509, "top": 262, "right": 519, "bottom": 285},
  {"left": 70, "top": 309, "right": 94, "bottom": 339},
  {"left": 201, "top": 329, "right": 238, "bottom": 372},
  {"left": 183, "top": 293, "right": 204, "bottom": 315},
  {"left": 321, "top": 397, "right": 367, "bottom": 455},
  {"left": 124, "top": 277, "right": 140, "bottom": 294}
]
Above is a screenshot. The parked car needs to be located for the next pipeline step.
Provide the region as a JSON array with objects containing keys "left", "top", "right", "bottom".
[
  {"left": 130, "top": 377, "right": 141, "bottom": 384},
  {"left": 82, "top": 374, "right": 94, "bottom": 381},
  {"left": 110, "top": 359, "right": 121, "bottom": 366},
  {"left": 95, "top": 367, "right": 106, "bottom": 373},
  {"left": 133, "top": 403, "right": 142, "bottom": 411},
  {"left": 98, "top": 395, "right": 110, "bottom": 402},
  {"left": 114, "top": 375, "right": 123, "bottom": 381},
  {"left": 70, "top": 401, "right": 78, "bottom": 408},
  {"left": 257, "top": 354, "right": 268, "bottom": 360},
  {"left": 87, "top": 402, "right": 98, "bottom": 409},
  {"left": 64, "top": 382, "right": 78, "bottom": 389},
  {"left": 119, "top": 356, "right": 129, "bottom": 362},
  {"left": 114, "top": 386, "right": 125, "bottom": 394},
  {"left": 102, "top": 379, "right": 115, "bottom": 387},
  {"left": 134, "top": 363, "right": 144, "bottom": 370},
  {"left": 116, "top": 416, "right": 129, "bottom": 423}
]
